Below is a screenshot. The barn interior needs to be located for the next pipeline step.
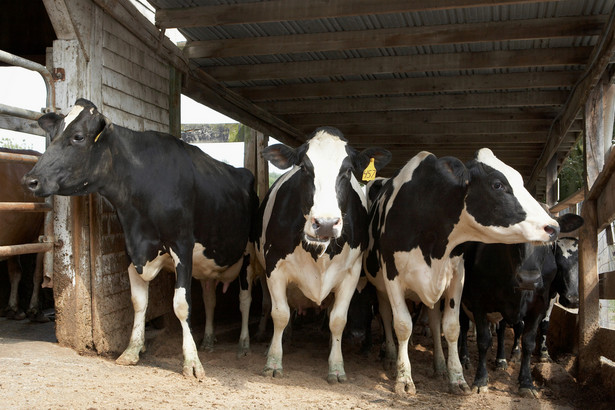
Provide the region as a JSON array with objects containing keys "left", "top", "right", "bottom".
[{"left": 1, "top": 0, "right": 615, "bottom": 401}]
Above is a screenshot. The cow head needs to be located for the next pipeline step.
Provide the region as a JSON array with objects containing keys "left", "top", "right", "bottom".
[
  {"left": 552, "top": 213, "right": 584, "bottom": 308},
  {"left": 464, "top": 148, "right": 560, "bottom": 244},
  {"left": 23, "top": 99, "right": 112, "bottom": 197},
  {"left": 262, "top": 127, "right": 391, "bottom": 247}
]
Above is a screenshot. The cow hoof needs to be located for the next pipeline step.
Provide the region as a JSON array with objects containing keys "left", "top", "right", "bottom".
[
  {"left": 5, "top": 308, "right": 26, "bottom": 320},
  {"left": 510, "top": 350, "right": 521, "bottom": 363},
  {"left": 236, "top": 343, "right": 250, "bottom": 358},
  {"left": 262, "top": 366, "right": 283, "bottom": 378},
  {"left": 495, "top": 359, "right": 508, "bottom": 370},
  {"left": 394, "top": 380, "right": 416, "bottom": 396},
  {"left": 27, "top": 309, "right": 50, "bottom": 323},
  {"left": 327, "top": 372, "right": 347, "bottom": 384},
  {"left": 539, "top": 352, "right": 551, "bottom": 363},
  {"left": 472, "top": 385, "right": 489, "bottom": 394},
  {"left": 183, "top": 360, "right": 205, "bottom": 380},
  {"left": 116, "top": 351, "right": 140, "bottom": 366},
  {"left": 199, "top": 335, "right": 216, "bottom": 352},
  {"left": 519, "top": 387, "right": 539, "bottom": 398},
  {"left": 450, "top": 380, "right": 471, "bottom": 395}
]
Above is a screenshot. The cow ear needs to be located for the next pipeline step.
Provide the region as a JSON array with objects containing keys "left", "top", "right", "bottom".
[
  {"left": 37, "top": 112, "right": 64, "bottom": 139},
  {"left": 354, "top": 147, "right": 392, "bottom": 172},
  {"left": 438, "top": 156, "right": 469, "bottom": 187},
  {"left": 261, "top": 144, "right": 298, "bottom": 169},
  {"left": 557, "top": 213, "right": 584, "bottom": 234},
  {"left": 93, "top": 112, "right": 113, "bottom": 143}
]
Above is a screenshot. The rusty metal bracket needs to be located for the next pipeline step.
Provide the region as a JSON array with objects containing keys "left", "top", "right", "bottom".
[{"left": 53, "top": 67, "right": 65, "bottom": 81}]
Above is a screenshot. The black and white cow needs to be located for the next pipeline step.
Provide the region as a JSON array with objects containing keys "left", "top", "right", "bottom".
[
  {"left": 255, "top": 126, "right": 390, "bottom": 383},
  {"left": 23, "top": 99, "right": 258, "bottom": 379},
  {"left": 458, "top": 213, "right": 583, "bottom": 397},
  {"left": 363, "top": 149, "right": 560, "bottom": 396}
]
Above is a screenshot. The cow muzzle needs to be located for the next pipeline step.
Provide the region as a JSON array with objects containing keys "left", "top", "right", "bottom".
[
  {"left": 559, "top": 293, "right": 579, "bottom": 309},
  {"left": 22, "top": 174, "right": 56, "bottom": 197},
  {"left": 515, "top": 269, "right": 542, "bottom": 290},
  {"left": 305, "top": 217, "right": 342, "bottom": 244}
]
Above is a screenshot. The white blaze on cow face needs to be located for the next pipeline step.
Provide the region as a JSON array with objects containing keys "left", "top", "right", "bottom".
[
  {"left": 475, "top": 148, "right": 558, "bottom": 243},
  {"left": 303, "top": 131, "right": 348, "bottom": 242},
  {"left": 62, "top": 105, "right": 85, "bottom": 132}
]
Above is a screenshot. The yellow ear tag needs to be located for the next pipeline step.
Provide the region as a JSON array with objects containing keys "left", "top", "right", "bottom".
[
  {"left": 362, "top": 157, "right": 377, "bottom": 182},
  {"left": 94, "top": 131, "right": 103, "bottom": 143}
]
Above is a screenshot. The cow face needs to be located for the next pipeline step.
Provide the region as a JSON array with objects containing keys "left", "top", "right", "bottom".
[
  {"left": 262, "top": 127, "right": 390, "bottom": 247},
  {"left": 23, "top": 99, "right": 111, "bottom": 197},
  {"left": 552, "top": 213, "right": 584, "bottom": 308},
  {"left": 464, "top": 148, "right": 559, "bottom": 244}
]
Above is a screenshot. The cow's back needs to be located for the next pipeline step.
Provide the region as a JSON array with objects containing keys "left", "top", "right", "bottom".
[{"left": 0, "top": 148, "right": 44, "bottom": 249}]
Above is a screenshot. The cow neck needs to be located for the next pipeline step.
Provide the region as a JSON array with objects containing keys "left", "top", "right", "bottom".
[{"left": 94, "top": 125, "right": 134, "bottom": 206}]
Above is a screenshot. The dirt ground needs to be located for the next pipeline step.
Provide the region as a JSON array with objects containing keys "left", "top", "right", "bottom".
[{"left": 0, "top": 314, "right": 612, "bottom": 409}]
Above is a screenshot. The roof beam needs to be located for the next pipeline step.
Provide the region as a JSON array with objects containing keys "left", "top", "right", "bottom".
[
  {"left": 237, "top": 71, "right": 579, "bottom": 101},
  {"left": 527, "top": 9, "right": 615, "bottom": 189},
  {"left": 260, "top": 90, "right": 569, "bottom": 114},
  {"left": 156, "top": 0, "right": 563, "bottom": 29},
  {"left": 184, "top": 16, "right": 604, "bottom": 59},
  {"left": 205, "top": 47, "right": 592, "bottom": 82}
]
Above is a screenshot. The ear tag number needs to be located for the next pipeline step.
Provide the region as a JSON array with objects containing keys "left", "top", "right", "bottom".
[{"left": 362, "top": 157, "right": 377, "bottom": 182}]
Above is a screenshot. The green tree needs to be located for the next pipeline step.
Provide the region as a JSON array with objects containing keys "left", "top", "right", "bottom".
[{"left": 558, "top": 138, "right": 584, "bottom": 200}]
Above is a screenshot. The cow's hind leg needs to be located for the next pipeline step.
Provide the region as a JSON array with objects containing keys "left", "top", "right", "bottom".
[
  {"left": 237, "top": 253, "right": 252, "bottom": 357},
  {"left": 377, "top": 289, "right": 396, "bottom": 371},
  {"left": 116, "top": 264, "right": 150, "bottom": 366},
  {"left": 441, "top": 280, "right": 471, "bottom": 395},
  {"left": 4, "top": 257, "right": 25, "bottom": 320},
  {"left": 199, "top": 278, "right": 217, "bottom": 352},
  {"left": 27, "top": 253, "right": 48, "bottom": 322}
]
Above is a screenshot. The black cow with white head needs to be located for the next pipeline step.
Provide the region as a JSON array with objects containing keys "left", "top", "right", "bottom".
[
  {"left": 23, "top": 99, "right": 258, "bottom": 379},
  {"left": 458, "top": 213, "right": 584, "bottom": 397},
  {"left": 256, "top": 126, "right": 390, "bottom": 383},
  {"left": 364, "top": 149, "right": 560, "bottom": 396}
]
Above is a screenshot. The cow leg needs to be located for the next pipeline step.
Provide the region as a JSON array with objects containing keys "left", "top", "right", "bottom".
[
  {"left": 459, "top": 308, "right": 471, "bottom": 370},
  {"left": 518, "top": 314, "right": 541, "bottom": 398},
  {"left": 428, "top": 306, "right": 447, "bottom": 378},
  {"left": 376, "top": 289, "right": 396, "bottom": 371},
  {"left": 237, "top": 253, "right": 252, "bottom": 358},
  {"left": 116, "top": 264, "right": 150, "bottom": 366},
  {"left": 441, "top": 279, "right": 471, "bottom": 395},
  {"left": 27, "top": 253, "right": 48, "bottom": 322},
  {"left": 255, "top": 275, "right": 271, "bottom": 342},
  {"left": 327, "top": 267, "right": 359, "bottom": 384},
  {"left": 170, "top": 246, "right": 205, "bottom": 380},
  {"left": 537, "top": 298, "right": 555, "bottom": 362},
  {"left": 495, "top": 320, "right": 508, "bottom": 370},
  {"left": 510, "top": 321, "right": 523, "bottom": 363},
  {"left": 472, "top": 313, "right": 492, "bottom": 393},
  {"left": 4, "top": 257, "right": 25, "bottom": 320},
  {"left": 385, "top": 276, "right": 416, "bottom": 396},
  {"left": 263, "top": 273, "right": 289, "bottom": 378},
  {"left": 199, "top": 279, "right": 216, "bottom": 352}
]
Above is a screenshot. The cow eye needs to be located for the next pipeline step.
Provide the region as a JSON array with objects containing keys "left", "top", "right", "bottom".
[
  {"left": 492, "top": 180, "right": 505, "bottom": 191},
  {"left": 72, "top": 134, "right": 85, "bottom": 143}
]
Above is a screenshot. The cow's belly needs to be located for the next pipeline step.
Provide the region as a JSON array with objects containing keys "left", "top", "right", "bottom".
[
  {"left": 271, "top": 243, "right": 362, "bottom": 305},
  {"left": 392, "top": 248, "right": 454, "bottom": 308},
  {"left": 139, "top": 242, "right": 243, "bottom": 283}
]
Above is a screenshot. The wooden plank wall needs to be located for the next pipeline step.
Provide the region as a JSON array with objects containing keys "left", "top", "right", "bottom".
[{"left": 89, "top": 11, "right": 175, "bottom": 354}]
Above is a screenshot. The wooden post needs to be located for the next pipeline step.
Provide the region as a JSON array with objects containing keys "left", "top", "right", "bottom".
[
  {"left": 169, "top": 66, "right": 181, "bottom": 138},
  {"left": 256, "top": 131, "right": 269, "bottom": 201},
  {"left": 546, "top": 154, "right": 558, "bottom": 207},
  {"left": 244, "top": 127, "right": 257, "bottom": 177}
]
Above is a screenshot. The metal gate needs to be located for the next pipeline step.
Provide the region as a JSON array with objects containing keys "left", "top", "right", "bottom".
[{"left": 0, "top": 49, "right": 57, "bottom": 283}]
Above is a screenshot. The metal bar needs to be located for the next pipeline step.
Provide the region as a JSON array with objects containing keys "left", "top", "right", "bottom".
[
  {"left": 0, "top": 151, "right": 40, "bottom": 164},
  {"left": 0, "top": 103, "right": 42, "bottom": 121},
  {"left": 0, "top": 49, "right": 55, "bottom": 110},
  {"left": 0, "top": 242, "right": 54, "bottom": 258},
  {"left": 0, "top": 202, "right": 52, "bottom": 212}
]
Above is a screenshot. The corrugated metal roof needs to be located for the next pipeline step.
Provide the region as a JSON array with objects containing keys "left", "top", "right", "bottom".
[{"left": 148, "top": 0, "right": 615, "bottom": 200}]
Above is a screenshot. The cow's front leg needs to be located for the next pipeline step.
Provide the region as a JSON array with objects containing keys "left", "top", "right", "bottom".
[
  {"left": 472, "top": 313, "right": 492, "bottom": 393},
  {"left": 199, "top": 278, "right": 216, "bottom": 352},
  {"left": 263, "top": 273, "right": 289, "bottom": 378},
  {"left": 171, "top": 246, "right": 205, "bottom": 380},
  {"left": 518, "top": 314, "right": 541, "bottom": 398},
  {"left": 4, "top": 257, "right": 25, "bottom": 320},
  {"left": 116, "top": 264, "right": 149, "bottom": 366},
  {"left": 27, "top": 253, "right": 48, "bottom": 322},
  {"left": 442, "top": 281, "right": 471, "bottom": 395},
  {"left": 495, "top": 320, "right": 508, "bottom": 370},
  {"left": 384, "top": 273, "right": 416, "bottom": 396},
  {"left": 237, "top": 254, "right": 253, "bottom": 357},
  {"left": 327, "top": 268, "right": 359, "bottom": 384}
]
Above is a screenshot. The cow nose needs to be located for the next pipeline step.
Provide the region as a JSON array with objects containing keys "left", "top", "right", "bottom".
[
  {"left": 516, "top": 270, "right": 542, "bottom": 290},
  {"left": 23, "top": 175, "right": 40, "bottom": 193},
  {"left": 312, "top": 217, "right": 342, "bottom": 238},
  {"left": 545, "top": 224, "right": 560, "bottom": 241},
  {"left": 560, "top": 294, "right": 579, "bottom": 309}
]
